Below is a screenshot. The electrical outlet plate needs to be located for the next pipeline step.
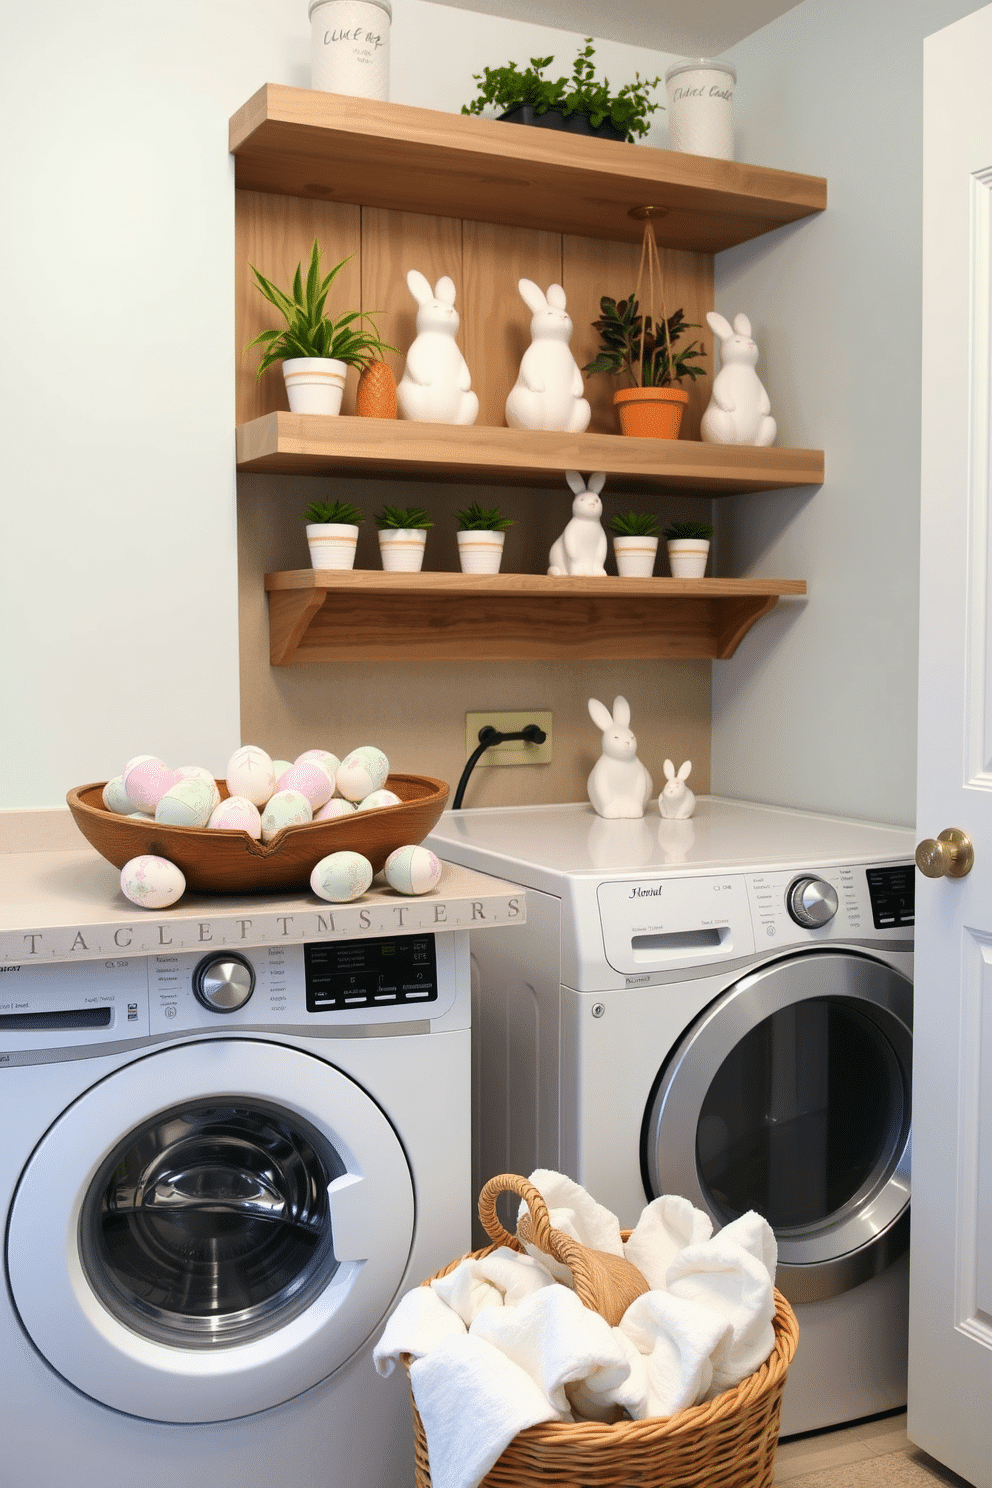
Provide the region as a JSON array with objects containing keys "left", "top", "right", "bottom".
[{"left": 465, "top": 711, "right": 553, "bottom": 766}]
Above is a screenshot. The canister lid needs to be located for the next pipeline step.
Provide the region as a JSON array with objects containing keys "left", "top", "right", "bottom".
[
  {"left": 664, "top": 57, "right": 736, "bottom": 84},
  {"left": 309, "top": 0, "right": 392, "bottom": 18}
]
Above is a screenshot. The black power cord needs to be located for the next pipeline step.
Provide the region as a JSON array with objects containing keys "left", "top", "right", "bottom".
[{"left": 453, "top": 724, "right": 548, "bottom": 809}]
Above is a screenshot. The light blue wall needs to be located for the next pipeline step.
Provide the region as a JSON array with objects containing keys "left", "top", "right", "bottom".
[{"left": 711, "top": 0, "right": 982, "bottom": 826}]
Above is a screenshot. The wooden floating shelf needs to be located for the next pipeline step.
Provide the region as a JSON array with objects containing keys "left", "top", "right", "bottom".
[
  {"left": 264, "top": 570, "right": 807, "bottom": 664},
  {"left": 238, "top": 413, "right": 824, "bottom": 495},
  {"left": 229, "top": 84, "right": 826, "bottom": 252}
]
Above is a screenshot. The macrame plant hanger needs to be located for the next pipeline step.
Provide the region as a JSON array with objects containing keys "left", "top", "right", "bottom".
[{"left": 632, "top": 216, "right": 673, "bottom": 385}]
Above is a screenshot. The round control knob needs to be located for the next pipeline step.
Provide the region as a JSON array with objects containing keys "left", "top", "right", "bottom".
[
  {"left": 786, "top": 875, "right": 839, "bottom": 928},
  {"left": 192, "top": 952, "right": 255, "bottom": 1013}
]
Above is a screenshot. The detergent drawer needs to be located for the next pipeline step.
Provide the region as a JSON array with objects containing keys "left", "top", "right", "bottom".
[{"left": 597, "top": 874, "right": 755, "bottom": 977}]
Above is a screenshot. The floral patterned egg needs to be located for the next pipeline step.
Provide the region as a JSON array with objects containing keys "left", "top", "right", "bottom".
[
  {"left": 297, "top": 748, "right": 341, "bottom": 776},
  {"left": 335, "top": 746, "right": 389, "bottom": 802},
  {"left": 314, "top": 798, "right": 357, "bottom": 821},
  {"left": 310, "top": 851, "right": 374, "bottom": 902},
  {"left": 356, "top": 788, "right": 402, "bottom": 812},
  {"left": 384, "top": 844, "right": 442, "bottom": 896},
  {"left": 208, "top": 795, "right": 263, "bottom": 838},
  {"left": 123, "top": 757, "right": 180, "bottom": 813},
  {"left": 120, "top": 855, "right": 186, "bottom": 909},
  {"left": 276, "top": 759, "right": 335, "bottom": 809},
  {"left": 260, "top": 789, "right": 312, "bottom": 843},
  {"left": 102, "top": 775, "right": 136, "bottom": 815},
  {"left": 155, "top": 777, "right": 216, "bottom": 828},
  {"left": 176, "top": 765, "right": 222, "bottom": 811}
]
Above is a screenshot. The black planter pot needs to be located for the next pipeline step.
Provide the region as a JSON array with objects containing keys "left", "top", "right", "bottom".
[{"left": 497, "top": 102, "right": 629, "bottom": 143}]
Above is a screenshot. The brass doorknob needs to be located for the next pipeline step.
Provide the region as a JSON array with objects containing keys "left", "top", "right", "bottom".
[{"left": 915, "top": 828, "right": 974, "bottom": 879}]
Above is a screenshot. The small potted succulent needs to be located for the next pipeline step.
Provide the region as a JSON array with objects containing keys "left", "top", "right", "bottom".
[
  {"left": 246, "top": 240, "right": 395, "bottom": 415},
  {"left": 462, "top": 37, "right": 661, "bottom": 142},
  {"left": 303, "top": 499, "right": 364, "bottom": 571},
  {"left": 584, "top": 295, "right": 707, "bottom": 439},
  {"left": 375, "top": 504, "right": 433, "bottom": 572},
  {"left": 609, "top": 511, "right": 660, "bottom": 577},
  {"left": 664, "top": 519, "right": 714, "bottom": 578},
  {"left": 455, "top": 502, "right": 514, "bottom": 574}
]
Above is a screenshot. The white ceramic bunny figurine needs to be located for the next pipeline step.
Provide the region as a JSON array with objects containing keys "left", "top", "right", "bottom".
[
  {"left": 505, "top": 279, "right": 591, "bottom": 433},
  {"left": 701, "top": 311, "right": 777, "bottom": 447},
  {"left": 587, "top": 696, "right": 654, "bottom": 819},
  {"left": 659, "top": 759, "right": 696, "bottom": 819},
  {"left": 397, "top": 270, "right": 479, "bottom": 426},
  {"left": 548, "top": 471, "right": 607, "bottom": 576}
]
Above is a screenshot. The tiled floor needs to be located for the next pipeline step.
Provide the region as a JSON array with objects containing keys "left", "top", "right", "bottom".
[{"left": 774, "top": 1411, "right": 976, "bottom": 1487}]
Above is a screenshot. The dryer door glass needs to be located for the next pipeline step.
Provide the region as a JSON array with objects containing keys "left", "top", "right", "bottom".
[{"left": 80, "top": 1099, "right": 345, "bottom": 1348}]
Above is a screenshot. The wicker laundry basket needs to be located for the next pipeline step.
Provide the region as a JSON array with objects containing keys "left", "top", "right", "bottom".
[{"left": 404, "top": 1174, "right": 800, "bottom": 1488}]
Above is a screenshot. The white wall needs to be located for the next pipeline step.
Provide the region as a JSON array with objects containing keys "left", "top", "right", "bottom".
[
  {"left": 0, "top": 0, "right": 678, "bottom": 810},
  {"left": 710, "top": 0, "right": 982, "bottom": 826}
]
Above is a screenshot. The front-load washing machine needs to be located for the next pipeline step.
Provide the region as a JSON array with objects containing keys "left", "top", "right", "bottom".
[
  {"left": 426, "top": 797, "right": 915, "bottom": 1436},
  {"left": 1, "top": 931, "right": 470, "bottom": 1488}
]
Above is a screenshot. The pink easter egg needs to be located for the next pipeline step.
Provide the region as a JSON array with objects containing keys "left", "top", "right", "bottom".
[
  {"left": 315, "top": 798, "right": 357, "bottom": 821},
  {"left": 275, "top": 760, "right": 335, "bottom": 809},
  {"left": 207, "top": 795, "right": 263, "bottom": 839},
  {"left": 123, "top": 757, "right": 181, "bottom": 813}
]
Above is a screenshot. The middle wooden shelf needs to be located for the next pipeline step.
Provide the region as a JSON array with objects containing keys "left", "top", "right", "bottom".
[
  {"left": 265, "top": 570, "right": 808, "bottom": 665},
  {"left": 238, "top": 412, "right": 824, "bottom": 495}
]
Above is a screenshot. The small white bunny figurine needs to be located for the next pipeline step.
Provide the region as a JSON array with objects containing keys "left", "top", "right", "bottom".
[
  {"left": 701, "top": 311, "right": 777, "bottom": 447},
  {"left": 659, "top": 759, "right": 696, "bottom": 819},
  {"left": 548, "top": 471, "right": 607, "bottom": 576},
  {"left": 505, "top": 279, "right": 592, "bottom": 433},
  {"left": 397, "top": 270, "right": 479, "bottom": 426},
  {"left": 587, "top": 696, "right": 654, "bottom": 819}
]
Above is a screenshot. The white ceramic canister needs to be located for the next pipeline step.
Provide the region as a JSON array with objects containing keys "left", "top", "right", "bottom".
[
  {"left": 309, "top": 0, "right": 391, "bottom": 101},
  {"left": 664, "top": 58, "right": 736, "bottom": 160}
]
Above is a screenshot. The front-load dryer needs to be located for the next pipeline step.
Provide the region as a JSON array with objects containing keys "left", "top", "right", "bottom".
[
  {"left": 426, "top": 798, "right": 915, "bottom": 1436},
  {"left": 1, "top": 931, "right": 470, "bottom": 1487}
]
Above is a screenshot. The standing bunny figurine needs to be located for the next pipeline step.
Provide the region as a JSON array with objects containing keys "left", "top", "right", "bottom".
[
  {"left": 397, "top": 270, "right": 479, "bottom": 426},
  {"left": 548, "top": 471, "right": 607, "bottom": 576},
  {"left": 701, "top": 311, "right": 777, "bottom": 447},
  {"left": 587, "top": 696, "right": 654, "bottom": 819},
  {"left": 659, "top": 759, "right": 696, "bottom": 819},
  {"left": 505, "top": 280, "right": 591, "bottom": 433}
]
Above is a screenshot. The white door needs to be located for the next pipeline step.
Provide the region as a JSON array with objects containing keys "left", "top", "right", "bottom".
[{"left": 911, "top": 8, "right": 992, "bottom": 1484}]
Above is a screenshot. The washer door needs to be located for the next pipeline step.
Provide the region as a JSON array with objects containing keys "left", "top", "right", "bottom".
[
  {"left": 642, "top": 951, "right": 912, "bottom": 1303},
  {"left": 6, "top": 1039, "right": 415, "bottom": 1422}
]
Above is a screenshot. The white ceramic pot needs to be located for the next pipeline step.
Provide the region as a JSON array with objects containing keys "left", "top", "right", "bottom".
[
  {"left": 664, "top": 58, "right": 736, "bottom": 160},
  {"left": 613, "top": 535, "right": 658, "bottom": 578},
  {"left": 667, "top": 538, "right": 710, "bottom": 578},
  {"left": 283, "top": 357, "right": 347, "bottom": 416},
  {"left": 306, "top": 523, "right": 359, "bottom": 570},
  {"left": 457, "top": 530, "right": 505, "bottom": 574},
  {"left": 379, "top": 528, "right": 427, "bottom": 572}
]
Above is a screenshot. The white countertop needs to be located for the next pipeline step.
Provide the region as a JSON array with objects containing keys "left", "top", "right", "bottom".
[{"left": 0, "top": 808, "right": 525, "bottom": 965}]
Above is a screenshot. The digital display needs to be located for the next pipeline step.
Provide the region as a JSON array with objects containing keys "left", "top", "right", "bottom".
[
  {"left": 866, "top": 866, "right": 915, "bottom": 929},
  {"left": 303, "top": 935, "right": 438, "bottom": 1011}
]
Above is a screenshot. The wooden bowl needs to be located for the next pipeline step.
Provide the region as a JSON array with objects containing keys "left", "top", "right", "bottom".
[{"left": 66, "top": 775, "right": 449, "bottom": 894}]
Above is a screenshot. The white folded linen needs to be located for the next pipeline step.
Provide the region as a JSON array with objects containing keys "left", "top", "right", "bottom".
[
  {"left": 430, "top": 1245, "right": 556, "bottom": 1327},
  {"left": 622, "top": 1194, "right": 713, "bottom": 1291},
  {"left": 470, "top": 1283, "right": 630, "bottom": 1416},
  {"left": 518, "top": 1168, "right": 625, "bottom": 1284},
  {"left": 409, "top": 1334, "right": 560, "bottom": 1488},
  {"left": 666, "top": 1218, "right": 777, "bottom": 1395}
]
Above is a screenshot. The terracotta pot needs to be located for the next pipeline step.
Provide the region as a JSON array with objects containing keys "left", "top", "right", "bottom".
[{"left": 614, "top": 386, "right": 689, "bottom": 439}]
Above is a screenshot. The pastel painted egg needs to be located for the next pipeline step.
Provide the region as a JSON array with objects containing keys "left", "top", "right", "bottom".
[
  {"left": 384, "top": 844, "right": 442, "bottom": 896},
  {"left": 276, "top": 759, "right": 335, "bottom": 809},
  {"left": 272, "top": 759, "right": 293, "bottom": 778},
  {"left": 260, "top": 788, "right": 312, "bottom": 843},
  {"left": 127, "top": 811, "right": 155, "bottom": 821},
  {"left": 123, "top": 757, "right": 181, "bottom": 813},
  {"left": 120, "top": 855, "right": 186, "bottom": 910},
  {"left": 335, "top": 746, "right": 389, "bottom": 802},
  {"left": 155, "top": 777, "right": 216, "bottom": 828},
  {"left": 123, "top": 754, "right": 159, "bottom": 774},
  {"left": 102, "top": 776, "right": 135, "bottom": 814},
  {"left": 310, "top": 851, "right": 374, "bottom": 903},
  {"left": 315, "top": 798, "right": 357, "bottom": 821},
  {"left": 226, "top": 745, "right": 277, "bottom": 808},
  {"left": 208, "top": 795, "right": 263, "bottom": 838},
  {"left": 297, "top": 748, "right": 341, "bottom": 776},
  {"left": 176, "top": 765, "right": 222, "bottom": 810},
  {"left": 356, "top": 788, "right": 403, "bottom": 812}
]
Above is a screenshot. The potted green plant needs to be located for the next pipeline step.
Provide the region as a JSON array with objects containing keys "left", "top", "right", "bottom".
[
  {"left": 303, "top": 499, "right": 364, "bottom": 571},
  {"left": 246, "top": 240, "right": 395, "bottom": 416},
  {"left": 664, "top": 519, "right": 714, "bottom": 578},
  {"left": 455, "top": 502, "right": 514, "bottom": 574},
  {"left": 462, "top": 37, "right": 661, "bottom": 143},
  {"left": 584, "top": 295, "right": 707, "bottom": 440},
  {"left": 609, "top": 511, "right": 660, "bottom": 577},
  {"left": 375, "top": 504, "right": 433, "bottom": 572}
]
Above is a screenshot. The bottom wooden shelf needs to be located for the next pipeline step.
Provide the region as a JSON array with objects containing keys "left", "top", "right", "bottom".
[{"left": 264, "top": 571, "right": 807, "bottom": 664}]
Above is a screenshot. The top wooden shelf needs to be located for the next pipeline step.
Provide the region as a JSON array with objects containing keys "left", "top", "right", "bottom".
[{"left": 229, "top": 84, "right": 827, "bottom": 252}]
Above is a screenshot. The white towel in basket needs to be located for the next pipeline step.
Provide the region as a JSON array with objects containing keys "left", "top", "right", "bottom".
[{"left": 622, "top": 1193, "right": 714, "bottom": 1290}]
